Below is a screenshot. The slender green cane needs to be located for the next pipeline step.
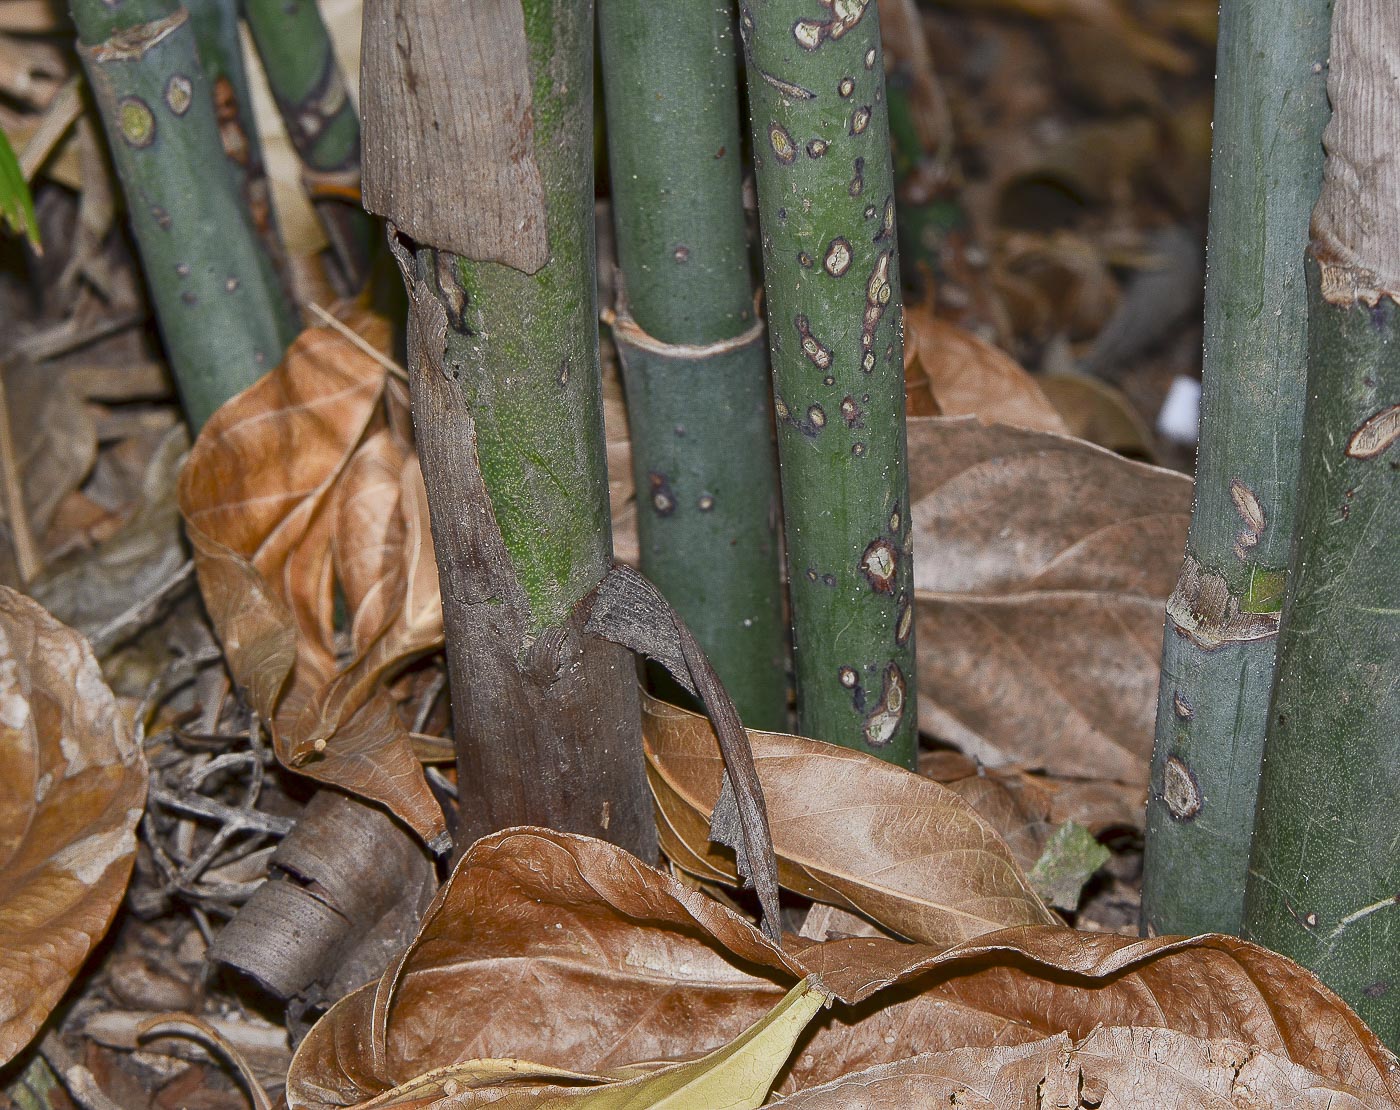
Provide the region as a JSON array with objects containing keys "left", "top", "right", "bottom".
[
  {"left": 183, "top": 0, "right": 285, "bottom": 271},
  {"left": 740, "top": 0, "right": 916, "bottom": 765},
  {"left": 73, "top": 0, "right": 298, "bottom": 429},
  {"left": 597, "top": 0, "right": 789, "bottom": 731},
  {"left": 242, "top": 0, "right": 373, "bottom": 291},
  {"left": 1243, "top": 0, "right": 1400, "bottom": 1046},
  {"left": 1141, "top": 0, "right": 1330, "bottom": 938}
]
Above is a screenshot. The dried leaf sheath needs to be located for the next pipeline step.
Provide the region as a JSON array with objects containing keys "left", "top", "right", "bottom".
[
  {"left": 362, "top": 0, "right": 654, "bottom": 856},
  {"left": 71, "top": 0, "right": 297, "bottom": 429},
  {"left": 1140, "top": 0, "right": 1330, "bottom": 937},
  {"left": 741, "top": 0, "right": 917, "bottom": 765}
]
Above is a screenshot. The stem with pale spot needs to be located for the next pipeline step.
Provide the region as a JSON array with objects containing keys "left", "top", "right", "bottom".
[
  {"left": 1140, "top": 0, "right": 1329, "bottom": 938},
  {"left": 598, "top": 0, "right": 789, "bottom": 730},
  {"left": 72, "top": 0, "right": 298, "bottom": 429},
  {"left": 740, "top": 0, "right": 916, "bottom": 765},
  {"left": 1242, "top": 2, "right": 1400, "bottom": 1046}
]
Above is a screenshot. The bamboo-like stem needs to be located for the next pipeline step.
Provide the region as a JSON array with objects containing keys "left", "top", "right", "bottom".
[
  {"left": 740, "top": 0, "right": 916, "bottom": 765},
  {"left": 182, "top": 0, "right": 284, "bottom": 271},
  {"left": 72, "top": 0, "right": 298, "bottom": 429},
  {"left": 1243, "top": 0, "right": 1400, "bottom": 1046},
  {"left": 1140, "top": 0, "right": 1330, "bottom": 937},
  {"left": 362, "top": 0, "right": 655, "bottom": 857},
  {"left": 242, "top": 0, "right": 372, "bottom": 292},
  {"left": 597, "top": 0, "right": 788, "bottom": 731}
]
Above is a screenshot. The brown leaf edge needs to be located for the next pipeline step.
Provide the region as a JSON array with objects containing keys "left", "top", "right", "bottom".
[{"left": 768, "top": 1027, "right": 1400, "bottom": 1109}]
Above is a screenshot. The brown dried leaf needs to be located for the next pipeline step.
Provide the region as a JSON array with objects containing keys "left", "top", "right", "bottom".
[
  {"left": 285, "top": 828, "right": 805, "bottom": 1110},
  {"left": 0, "top": 588, "right": 146, "bottom": 1065},
  {"left": 922, "top": 752, "right": 1145, "bottom": 837},
  {"left": 909, "top": 416, "right": 1190, "bottom": 782},
  {"left": 178, "top": 322, "right": 445, "bottom": 843},
  {"left": 939, "top": 770, "right": 1055, "bottom": 870},
  {"left": 770, "top": 1027, "right": 1400, "bottom": 1108},
  {"left": 935, "top": 0, "right": 1193, "bottom": 72},
  {"left": 642, "top": 693, "right": 1056, "bottom": 945},
  {"left": 903, "top": 306, "right": 1069, "bottom": 434},
  {"left": 297, "top": 453, "right": 443, "bottom": 755},
  {"left": 303, "top": 981, "right": 825, "bottom": 1110},
  {"left": 287, "top": 829, "right": 1400, "bottom": 1109},
  {"left": 1041, "top": 370, "right": 1155, "bottom": 457}
]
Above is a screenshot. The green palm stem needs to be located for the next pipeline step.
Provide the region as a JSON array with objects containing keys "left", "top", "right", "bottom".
[
  {"left": 1140, "top": 0, "right": 1331, "bottom": 938},
  {"left": 362, "top": 0, "right": 656, "bottom": 857},
  {"left": 72, "top": 0, "right": 298, "bottom": 429},
  {"left": 597, "top": 0, "right": 789, "bottom": 731},
  {"left": 1243, "top": 0, "right": 1400, "bottom": 1046},
  {"left": 242, "top": 0, "right": 373, "bottom": 292},
  {"left": 740, "top": 0, "right": 916, "bottom": 766},
  {"left": 182, "top": 0, "right": 286, "bottom": 277}
]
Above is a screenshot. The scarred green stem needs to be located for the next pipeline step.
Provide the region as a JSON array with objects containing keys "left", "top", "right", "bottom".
[
  {"left": 242, "top": 0, "right": 373, "bottom": 291},
  {"left": 1242, "top": 259, "right": 1400, "bottom": 1046},
  {"left": 366, "top": 0, "right": 656, "bottom": 857},
  {"left": 1141, "top": 0, "right": 1330, "bottom": 937},
  {"left": 740, "top": 0, "right": 916, "bottom": 765},
  {"left": 598, "top": 0, "right": 789, "bottom": 730},
  {"left": 73, "top": 0, "right": 298, "bottom": 429}
]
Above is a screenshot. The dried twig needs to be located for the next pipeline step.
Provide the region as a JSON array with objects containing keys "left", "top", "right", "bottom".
[
  {"left": 89, "top": 560, "right": 195, "bottom": 657},
  {"left": 0, "top": 363, "right": 42, "bottom": 583},
  {"left": 18, "top": 75, "right": 82, "bottom": 181},
  {"left": 306, "top": 302, "right": 409, "bottom": 382},
  {"left": 14, "top": 304, "right": 145, "bottom": 364}
]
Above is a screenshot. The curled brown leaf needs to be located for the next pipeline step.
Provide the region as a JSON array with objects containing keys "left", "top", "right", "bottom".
[
  {"left": 178, "top": 321, "right": 445, "bottom": 844},
  {"left": 903, "top": 306, "right": 1069, "bottom": 434},
  {"left": 0, "top": 588, "right": 146, "bottom": 1065}
]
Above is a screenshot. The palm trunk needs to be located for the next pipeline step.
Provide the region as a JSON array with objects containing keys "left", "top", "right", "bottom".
[
  {"left": 1140, "top": 0, "right": 1330, "bottom": 937},
  {"left": 740, "top": 0, "right": 917, "bottom": 765},
  {"left": 597, "top": 0, "right": 789, "bottom": 731},
  {"left": 1243, "top": 0, "right": 1400, "bottom": 1046},
  {"left": 361, "top": 0, "right": 655, "bottom": 858},
  {"left": 72, "top": 0, "right": 298, "bottom": 429},
  {"left": 242, "top": 0, "right": 373, "bottom": 292}
]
